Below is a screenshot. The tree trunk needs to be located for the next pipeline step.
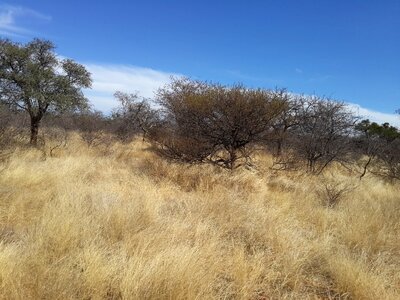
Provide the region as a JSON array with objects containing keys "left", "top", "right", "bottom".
[
  {"left": 227, "top": 148, "right": 237, "bottom": 170},
  {"left": 308, "top": 158, "right": 316, "bottom": 173},
  {"left": 30, "top": 117, "right": 40, "bottom": 146},
  {"left": 360, "top": 156, "right": 372, "bottom": 180},
  {"left": 276, "top": 139, "right": 282, "bottom": 156}
]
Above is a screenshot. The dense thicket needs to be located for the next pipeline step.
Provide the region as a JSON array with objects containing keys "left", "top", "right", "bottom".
[
  {"left": 149, "top": 79, "right": 287, "bottom": 168},
  {"left": 108, "top": 78, "right": 399, "bottom": 178},
  {"left": 140, "top": 79, "right": 358, "bottom": 172}
]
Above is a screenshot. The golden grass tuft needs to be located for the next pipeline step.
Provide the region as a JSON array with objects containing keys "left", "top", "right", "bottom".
[{"left": 0, "top": 134, "right": 399, "bottom": 299}]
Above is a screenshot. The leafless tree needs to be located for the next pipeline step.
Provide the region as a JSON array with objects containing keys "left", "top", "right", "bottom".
[
  {"left": 290, "top": 96, "right": 357, "bottom": 174},
  {"left": 112, "top": 91, "right": 159, "bottom": 142},
  {"left": 353, "top": 120, "right": 384, "bottom": 179},
  {"left": 73, "top": 110, "right": 107, "bottom": 147},
  {"left": 377, "top": 139, "right": 400, "bottom": 180},
  {"left": 353, "top": 119, "right": 400, "bottom": 180},
  {"left": 269, "top": 90, "right": 302, "bottom": 157}
]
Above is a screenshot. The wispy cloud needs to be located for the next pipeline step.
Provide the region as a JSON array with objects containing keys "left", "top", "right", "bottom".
[
  {"left": 348, "top": 103, "right": 400, "bottom": 127},
  {"left": 0, "top": 4, "right": 51, "bottom": 37},
  {"left": 81, "top": 63, "right": 400, "bottom": 126},
  {"left": 295, "top": 68, "right": 303, "bottom": 74},
  {"left": 288, "top": 91, "right": 400, "bottom": 126},
  {"left": 83, "top": 64, "right": 181, "bottom": 112}
]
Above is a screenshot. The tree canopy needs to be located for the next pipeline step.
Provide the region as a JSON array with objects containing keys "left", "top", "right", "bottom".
[{"left": 0, "top": 38, "right": 92, "bottom": 145}]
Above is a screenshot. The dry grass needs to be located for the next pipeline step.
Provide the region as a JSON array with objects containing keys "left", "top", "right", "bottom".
[{"left": 0, "top": 133, "right": 399, "bottom": 299}]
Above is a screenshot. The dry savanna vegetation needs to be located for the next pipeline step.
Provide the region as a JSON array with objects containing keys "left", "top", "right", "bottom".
[
  {"left": 1, "top": 38, "right": 400, "bottom": 299},
  {"left": 0, "top": 133, "right": 399, "bottom": 299}
]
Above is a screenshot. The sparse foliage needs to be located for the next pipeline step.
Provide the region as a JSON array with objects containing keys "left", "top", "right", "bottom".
[
  {"left": 73, "top": 110, "right": 108, "bottom": 147},
  {"left": 269, "top": 90, "right": 302, "bottom": 157},
  {"left": 355, "top": 119, "right": 400, "bottom": 180},
  {"left": 290, "top": 97, "right": 357, "bottom": 173},
  {"left": 152, "top": 78, "right": 287, "bottom": 169},
  {"left": 112, "top": 91, "right": 158, "bottom": 142},
  {"left": 316, "top": 177, "right": 356, "bottom": 208},
  {"left": 39, "top": 126, "right": 69, "bottom": 158}
]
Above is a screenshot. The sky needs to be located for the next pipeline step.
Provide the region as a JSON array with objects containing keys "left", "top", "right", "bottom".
[{"left": 0, "top": 0, "right": 399, "bottom": 125}]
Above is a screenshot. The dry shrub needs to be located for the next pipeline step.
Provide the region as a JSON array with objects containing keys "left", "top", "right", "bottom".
[
  {"left": 316, "top": 176, "right": 357, "bottom": 208},
  {"left": 38, "top": 126, "right": 69, "bottom": 158},
  {"left": 0, "top": 105, "right": 28, "bottom": 151},
  {"left": 151, "top": 78, "right": 287, "bottom": 169},
  {"left": 0, "top": 104, "right": 11, "bottom": 146},
  {"left": 289, "top": 98, "right": 357, "bottom": 174}
]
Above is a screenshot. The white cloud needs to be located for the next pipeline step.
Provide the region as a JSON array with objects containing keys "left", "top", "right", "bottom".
[
  {"left": 348, "top": 103, "right": 400, "bottom": 127},
  {"left": 0, "top": 4, "right": 51, "bottom": 37},
  {"left": 81, "top": 63, "right": 400, "bottom": 126},
  {"left": 83, "top": 64, "right": 181, "bottom": 112}
]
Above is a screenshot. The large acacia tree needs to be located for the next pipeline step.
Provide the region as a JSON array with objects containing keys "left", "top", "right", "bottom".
[{"left": 0, "top": 38, "right": 92, "bottom": 145}]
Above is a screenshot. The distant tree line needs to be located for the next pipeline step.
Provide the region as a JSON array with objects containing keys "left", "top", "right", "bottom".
[{"left": 1, "top": 38, "right": 399, "bottom": 180}]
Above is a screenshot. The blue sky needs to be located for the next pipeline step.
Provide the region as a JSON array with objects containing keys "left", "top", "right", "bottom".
[{"left": 1, "top": 1, "right": 399, "bottom": 124}]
